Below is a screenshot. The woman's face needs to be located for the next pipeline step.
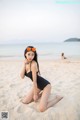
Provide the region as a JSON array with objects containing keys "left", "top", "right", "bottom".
[{"left": 25, "top": 51, "right": 35, "bottom": 62}]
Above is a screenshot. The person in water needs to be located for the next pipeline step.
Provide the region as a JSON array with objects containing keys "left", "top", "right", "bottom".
[
  {"left": 61, "top": 53, "right": 67, "bottom": 60},
  {"left": 20, "top": 46, "right": 63, "bottom": 112}
]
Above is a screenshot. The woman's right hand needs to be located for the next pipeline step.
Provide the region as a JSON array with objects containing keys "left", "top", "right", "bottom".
[{"left": 24, "top": 59, "right": 28, "bottom": 64}]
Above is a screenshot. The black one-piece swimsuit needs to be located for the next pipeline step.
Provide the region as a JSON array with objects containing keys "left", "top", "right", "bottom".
[{"left": 25, "top": 64, "right": 50, "bottom": 90}]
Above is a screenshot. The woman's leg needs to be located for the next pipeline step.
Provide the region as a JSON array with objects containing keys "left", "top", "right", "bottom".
[
  {"left": 21, "top": 87, "right": 34, "bottom": 104},
  {"left": 47, "top": 95, "right": 63, "bottom": 109},
  {"left": 21, "top": 87, "right": 41, "bottom": 104},
  {"left": 38, "top": 84, "right": 51, "bottom": 112},
  {"left": 37, "top": 84, "right": 63, "bottom": 112}
]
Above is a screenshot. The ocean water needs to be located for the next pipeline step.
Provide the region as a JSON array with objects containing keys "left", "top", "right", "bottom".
[{"left": 0, "top": 42, "right": 80, "bottom": 60}]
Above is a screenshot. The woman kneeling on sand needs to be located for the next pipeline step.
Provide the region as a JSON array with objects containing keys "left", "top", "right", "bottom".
[{"left": 20, "top": 46, "right": 63, "bottom": 112}]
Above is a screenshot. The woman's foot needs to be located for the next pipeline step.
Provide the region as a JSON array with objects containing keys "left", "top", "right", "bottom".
[
  {"left": 56, "top": 95, "right": 63, "bottom": 101},
  {"left": 20, "top": 98, "right": 28, "bottom": 104},
  {"left": 20, "top": 97, "right": 34, "bottom": 104}
]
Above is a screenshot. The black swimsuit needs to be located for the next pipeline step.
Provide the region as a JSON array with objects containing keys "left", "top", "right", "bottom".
[{"left": 25, "top": 63, "right": 51, "bottom": 90}]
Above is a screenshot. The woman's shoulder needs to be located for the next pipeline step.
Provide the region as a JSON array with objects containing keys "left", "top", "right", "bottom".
[{"left": 31, "top": 60, "right": 37, "bottom": 67}]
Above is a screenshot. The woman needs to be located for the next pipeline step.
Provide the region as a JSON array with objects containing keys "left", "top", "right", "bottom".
[{"left": 20, "top": 46, "right": 63, "bottom": 112}]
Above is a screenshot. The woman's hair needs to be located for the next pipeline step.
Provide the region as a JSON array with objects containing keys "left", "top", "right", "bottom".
[{"left": 24, "top": 46, "right": 40, "bottom": 74}]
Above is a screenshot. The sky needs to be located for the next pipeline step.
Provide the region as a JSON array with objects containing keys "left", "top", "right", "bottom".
[{"left": 0, "top": 0, "right": 80, "bottom": 44}]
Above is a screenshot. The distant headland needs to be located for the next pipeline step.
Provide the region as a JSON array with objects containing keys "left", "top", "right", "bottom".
[{"left": 64, "top": 38, "right": 80, "bottom": 42}]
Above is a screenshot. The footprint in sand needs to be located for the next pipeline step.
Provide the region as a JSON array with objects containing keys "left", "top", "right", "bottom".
[
  {"left": 0, "top": 99, "right": 7, "bottom": 106},
  {"left": 17, "top": 90, "right": 26, "bottom": 99},
  {"left": 0, "top": 86, "right": 3, "bottom": 89},
  {"left": 9, "top": 83, "right": 19, "bottom": 88},
  {"left": 14, "top": 104, "right": 28, "bottom": 113},
  {"left": 0, "top": 94, "right": 4, "bottom": 98},
  {"left": 17, "top": 93, "right": 23, "bottom": 98}
]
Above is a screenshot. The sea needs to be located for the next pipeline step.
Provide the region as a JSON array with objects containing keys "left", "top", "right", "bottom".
[{"left": 0, "top": 42, "right": 80, "bottom": 60}]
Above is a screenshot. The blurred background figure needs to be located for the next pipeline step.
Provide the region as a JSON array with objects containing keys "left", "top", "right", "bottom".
[{"left": 61, "top": 53, "right": 67, "bottom": 60}]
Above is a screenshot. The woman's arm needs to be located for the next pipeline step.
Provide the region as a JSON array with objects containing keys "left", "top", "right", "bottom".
[
  {"left": 20, "top": 63, "right": 26, "bottom": 79},
  {"left": 20, "top": 59, "right": 27, "bottom": 79}
]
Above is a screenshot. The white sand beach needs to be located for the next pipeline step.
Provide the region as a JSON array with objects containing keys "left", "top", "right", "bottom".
[{"left": 0, "top": 59, "right": 80, "bottom": 120}]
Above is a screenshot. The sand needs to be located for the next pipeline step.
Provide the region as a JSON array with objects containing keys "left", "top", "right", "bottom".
[{"left": 0, "top": 59, "right": 80, "bottom": 120}]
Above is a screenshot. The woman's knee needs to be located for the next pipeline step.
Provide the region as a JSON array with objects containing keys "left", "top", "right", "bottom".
[{"left": 39, "top": 104, "right": 47, "bottom": 112}]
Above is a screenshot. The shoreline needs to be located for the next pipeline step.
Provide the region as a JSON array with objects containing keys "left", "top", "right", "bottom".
[{"left": 0, "top": 58, "right": 80, "bottom": 63}]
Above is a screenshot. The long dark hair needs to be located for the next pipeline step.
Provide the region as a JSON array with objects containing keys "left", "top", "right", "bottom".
[{"left": 24, "top": 46, "right": 40, "bottom": 75}]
